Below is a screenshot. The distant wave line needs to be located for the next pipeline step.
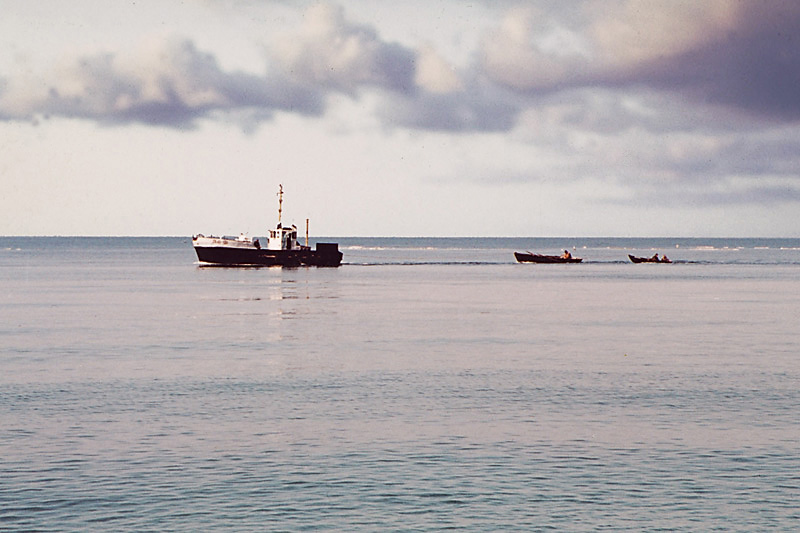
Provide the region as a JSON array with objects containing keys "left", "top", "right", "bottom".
[
  {"left": 341, "top": 245, "right": 800, "bottom": 252},
  {"left": 343, "top": 261, "right": 506, "bottom": 266},
  {"left": 340, "top": 260, "right": 800, "bottom": 266}
]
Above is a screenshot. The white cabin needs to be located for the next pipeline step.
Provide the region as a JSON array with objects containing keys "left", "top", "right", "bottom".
[{"left": 267, "top": 225, "right": 300, "bottom": 250}]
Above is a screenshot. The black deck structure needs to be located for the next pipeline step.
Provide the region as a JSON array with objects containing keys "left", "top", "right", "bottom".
[{"left": 193, "top": 241, "right": 342, "bottom": 267}]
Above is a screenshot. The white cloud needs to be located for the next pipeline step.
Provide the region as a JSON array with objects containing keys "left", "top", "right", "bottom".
[
  {"left": 414, "top": 44, "right": 462, "bottom": 94},
  {"left": 0, "top": 36, "right": 323, "bottom": 128},
  {"left": 589, "top": 0, "right": 739, "bottom": 70},
  {"left": 480, "top": 6, "right": 590, "bottom": 91},
  {"left": 270, "top": 3, "right": 415, "bottom": 94}
]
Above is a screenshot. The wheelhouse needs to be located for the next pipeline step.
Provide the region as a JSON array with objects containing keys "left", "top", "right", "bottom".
[{"left": 267, "top": 224, "right": 299, "bottom": 250}]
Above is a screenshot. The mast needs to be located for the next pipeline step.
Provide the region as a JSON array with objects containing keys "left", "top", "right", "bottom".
[
  {"left": 306, "top": 218, "right": 309, "bottom": 247},
  {"left": 277, "top": 184, "right": 283, "bottom": 226}
]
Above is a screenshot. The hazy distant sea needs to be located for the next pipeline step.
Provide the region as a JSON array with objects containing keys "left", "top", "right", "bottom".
[{"left": 2, "top": 237, "right": 799, "bottom": 531}]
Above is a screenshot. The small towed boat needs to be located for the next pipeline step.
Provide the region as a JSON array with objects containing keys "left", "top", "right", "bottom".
[
  {"left": 514, "top": 251, "right": 582, "bottom": 263},
  {"left": 628, "top": 254, "right": 671, "bottom": 264}
]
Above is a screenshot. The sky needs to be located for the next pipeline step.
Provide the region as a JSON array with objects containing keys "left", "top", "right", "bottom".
[{"left": 2, "top": 0, "right": 800, "bottom": 237}]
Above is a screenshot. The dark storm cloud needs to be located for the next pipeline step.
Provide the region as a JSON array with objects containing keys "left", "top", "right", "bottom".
[
  {"left": 481, "top": 1, "right": 800, "bottom": 125},
  {"left": 630, "top": 2, "right": 800, "bottom": 121}
]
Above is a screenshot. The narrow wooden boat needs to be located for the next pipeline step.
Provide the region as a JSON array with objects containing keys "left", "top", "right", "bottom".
[
  {"left": 628, "top": 254, "right": 671, "bottom": 264},
  {"left": 514, "top": 251, "right": 582, "bottom": 263}
]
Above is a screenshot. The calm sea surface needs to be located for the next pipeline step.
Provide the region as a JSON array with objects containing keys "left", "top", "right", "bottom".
[{"left": 2, "top": 237, "right": 799, "bottom": 531}]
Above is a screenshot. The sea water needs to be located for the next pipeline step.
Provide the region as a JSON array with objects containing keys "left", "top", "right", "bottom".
[{"left": 1, "top": 237, "right": 799, "bottom": 531}]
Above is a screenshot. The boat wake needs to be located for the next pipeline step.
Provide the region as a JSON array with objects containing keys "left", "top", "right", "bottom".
[{"left": 343, "top": 261, "right": 507, "bottom": 266}]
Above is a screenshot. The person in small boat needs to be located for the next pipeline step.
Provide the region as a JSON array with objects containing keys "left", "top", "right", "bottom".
[
  {"left": 651, "top": 253, "right": 660, "bottom": 261},
  {"left": 562, "top": 250, "right": 572, "bottom": 259},
  {"left": 661, "top": 254, "right": 669, "bottom": 262}
]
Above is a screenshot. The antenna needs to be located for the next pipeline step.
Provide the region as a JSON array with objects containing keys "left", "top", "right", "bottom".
[{"left": 277, "top": 184, "right": 283, "bottom": 225}]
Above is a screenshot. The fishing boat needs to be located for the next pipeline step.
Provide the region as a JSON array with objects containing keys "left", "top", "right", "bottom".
[
  {"left": 192, "top": 185, "right": 342, "bottom": 267},
  {"left": 628, "top": 254, "right": 671, "bottom": 264},
  {"left": 514, "top": 251, "right": 583, "bottom": 263}
]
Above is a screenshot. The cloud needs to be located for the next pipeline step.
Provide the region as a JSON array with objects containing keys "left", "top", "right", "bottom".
[
  {"left": 270, "top": 3, "right": 416, "bottom": 94},
  {"left": 560, "top": 122, "right": 800, "bottom": 208},
  {"left": 2, "top": 0, "right": 800, "bottom": 135},
  {"left": 0, "top": 2, "right": 519, "bottom": 133},
  {"left": 589, "top": 0, "right": 740, "bottom": 70},
  {"left": 638, "top": 1, "right": 800, "bottom": 120},
  {"left": 0, "top": 3, "right": 421, "bottom": 130},
  {"left": 480, "top": 6, "right": 591, "bottom": 92},
  {"left": 414, "top": 44, "right": 463, "bottom": 94},
  {"left": 378, "top": 77, "right": 520, "bottom": 132},
  {"left": 618, "top": 179, "right": 800, "bottom": 207},
  {"left": 480, "top": 0, "right": 800, "bottom": 122},
  {"left": 0, "top": 38, "right": 324, "bottom": 128}
]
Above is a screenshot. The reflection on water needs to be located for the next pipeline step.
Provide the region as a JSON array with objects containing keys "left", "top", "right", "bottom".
[{"left": 1, "top": 237, "right": 798, "bottom": 530}]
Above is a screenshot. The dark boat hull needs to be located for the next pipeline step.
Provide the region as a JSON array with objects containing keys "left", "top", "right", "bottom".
[
  {"left": 195, "top": 242, "right": 342, "bottom": 267},
  {"left": 628, "top": 254, "right": 671, "bottom": 264},
  {"left": 514, "top": 252, "right": 582, "bottom": 263}
]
